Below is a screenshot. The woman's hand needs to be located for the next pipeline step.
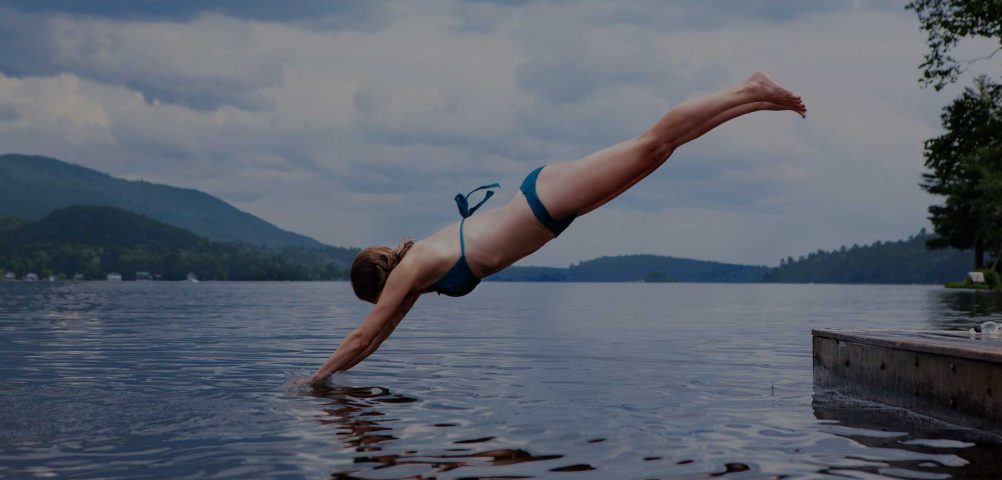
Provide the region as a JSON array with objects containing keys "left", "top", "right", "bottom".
[{"left": 289, "top": 376, "right": 316, "bottom": 386}]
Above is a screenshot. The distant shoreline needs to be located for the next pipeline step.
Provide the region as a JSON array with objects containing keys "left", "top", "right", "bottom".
[{"left": 1, "top": 278, "right": 954, "bottom": 286}]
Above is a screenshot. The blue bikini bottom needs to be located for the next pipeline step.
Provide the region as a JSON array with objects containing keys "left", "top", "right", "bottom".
[{"left": 520, "top": 166, "right": 576, "bottom": 236}]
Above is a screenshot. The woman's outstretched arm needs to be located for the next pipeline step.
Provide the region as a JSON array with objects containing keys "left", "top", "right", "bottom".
[
  {"left": 308, "top": 263, "right": 419, "bottom": 384},
  {"left": 340, "top": 292, "right": 418, "bottom": 373}
]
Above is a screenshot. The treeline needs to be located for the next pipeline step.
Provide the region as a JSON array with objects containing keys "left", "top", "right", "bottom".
[
  {"left": 0, "top": 207, "right": 981, "bottom": 286},
  {"left": 762, "top": 230, "right": 971, "bottom": 284},
  {"left": 488, "top": 232, "right": 974, "bottom": 285},
  {"left": 0, "top": 205, "right": 357, "bottom": 281},
  {"left": 490, "top": 254, "right": 769, "bottom": 283}
]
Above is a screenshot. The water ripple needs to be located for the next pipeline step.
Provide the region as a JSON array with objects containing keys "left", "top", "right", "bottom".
[{"left": 2, "top": 282, "right": 1001, "bottom": 478}]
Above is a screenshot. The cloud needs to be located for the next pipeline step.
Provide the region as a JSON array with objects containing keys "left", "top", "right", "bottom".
[
  {"left": 600, "top": 0, "right": 904, "bottom": 28},
  {"left": 451, "top": 0, "right": 903, "bottom": 34},
  {"left": 0, "top": 101, "right": 19, "bottom": 121},
  {"left": 0, "top": 9, "right": 293, "bottom": 110},
  {"left": 513, "top": 25, "right": 709, "bottom": 107},
  {"left": 0, "top": 74, "right": 112, "bottom": 148},
  {"left": 0, "top": 1, "right": 396, "bottom": 30}
]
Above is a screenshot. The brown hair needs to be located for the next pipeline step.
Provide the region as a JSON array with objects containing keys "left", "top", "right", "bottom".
[{"left": 350, "top": 239, "right": 415, "bottom": 303}]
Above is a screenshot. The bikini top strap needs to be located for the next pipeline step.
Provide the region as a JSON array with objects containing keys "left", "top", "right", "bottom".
[
  {"left": 454, "top": 183, "right": 500, "bottom": 219},
  {"left": 452, "top": 182, "right": 500, "bottom": 256}
]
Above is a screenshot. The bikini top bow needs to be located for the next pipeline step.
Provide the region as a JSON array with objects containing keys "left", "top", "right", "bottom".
[{"left": 454, "top": 183, "right": 500, "bottom": 219}]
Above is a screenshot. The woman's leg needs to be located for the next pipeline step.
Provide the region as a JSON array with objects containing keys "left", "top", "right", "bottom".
[
  {"left": 536, "top": 72, "right": 804, "bottom": 220},
  {"left": 577, "top": 100, "right": 801, "bottom": 214}
]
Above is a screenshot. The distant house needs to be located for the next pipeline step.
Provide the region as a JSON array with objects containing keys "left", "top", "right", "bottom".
[
  {"left": 3, "top": 272, "right": 15, "bottom": 282},
  {"left": 25, "top": 273, "right": 38, "bottom": 282},
  {"left": 72, "top": 273, "right": 85, "bottom": 281},
  {"left": 187, "top": 272, "right": 199, "bottom": 283},
  {"left": 135, "top": 271, "right": 153, "bottom": 281},
  {"left": 47, "top": 275, "right": 57, "bottom": 282},
  {"left": 106, "top": 273, "right": 122, "bottom": 281}
]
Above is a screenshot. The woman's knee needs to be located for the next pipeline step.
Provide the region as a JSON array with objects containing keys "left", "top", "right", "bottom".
[{"left": 634, "top": 132, "right": 675, "bottom": 164}]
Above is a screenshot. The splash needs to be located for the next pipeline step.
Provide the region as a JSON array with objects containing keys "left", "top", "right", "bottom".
[
  {"left": 968, "top": 321, "right": 1001, "bottom": 338},
  {"left": 280, "top": 367, "right": 320, "bottom": 392}
]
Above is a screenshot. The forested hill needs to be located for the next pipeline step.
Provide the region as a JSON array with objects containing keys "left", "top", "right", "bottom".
[
  {"left": 489, "top": 254, "right": 769, "bottom": 283},
  {"left": 0, "top": 153, "right": 323, "bottom": 248},
  {"left": 490, "top": 231, "right": 974, "bottom": 285},
  {"left": 0, "top": 205, "right": 356, "bottom": 281},
  {"left": 762, "top": 230, "right": 971, "bottom": 284}
]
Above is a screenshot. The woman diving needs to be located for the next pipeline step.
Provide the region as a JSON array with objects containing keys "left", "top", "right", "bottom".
[{"left": 308, "top": 71, "right": 806, "bottom": 384}]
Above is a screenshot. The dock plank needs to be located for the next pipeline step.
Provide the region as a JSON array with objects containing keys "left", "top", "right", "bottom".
[{"left": 813, "top": 329, "right": 1002, "bottom": 364}]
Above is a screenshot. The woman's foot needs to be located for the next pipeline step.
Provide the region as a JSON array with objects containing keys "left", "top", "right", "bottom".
[
  {"left": 759, "top": 100, "right": 807, "bottom": 118},
  {"left": 744, "top": 72, "right": 806, "bottom": 117}
]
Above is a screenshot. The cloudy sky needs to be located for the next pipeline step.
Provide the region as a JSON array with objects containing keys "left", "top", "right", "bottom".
[{"left": 1, "top": 1, "right": 999, "bottom": 267}]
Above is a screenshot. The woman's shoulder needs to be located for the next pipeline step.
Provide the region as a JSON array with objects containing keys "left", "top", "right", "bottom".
[{"left": 399, "top": 240, "right": 453, "bottom": 291}]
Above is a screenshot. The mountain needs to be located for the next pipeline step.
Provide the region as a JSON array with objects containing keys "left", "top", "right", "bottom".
[
  {"left": 762, "top": 230, "right": 972, "bottom": 284},
  {"left": 10, "top": 204, "right": 203, "bottom": 249},
  {"left": 489, "top": 254, "right": 769, "bottom": 283},
  {"left": 0, "top": 153, "right": 324, "bottom": 248},
  {"left": 0, "top": 205, "right": 352, "bottom": 281}
]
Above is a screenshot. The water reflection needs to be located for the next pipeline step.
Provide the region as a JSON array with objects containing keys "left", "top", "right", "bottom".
[
  {"left": 927, "top": 289, "right": 1002, "bottom": 330},
  {"left": 302, "top": 384, "right": 570, "bottom": 479},
  {"left": 813, "top": 390, "right": 1002, "bottom": 479}
]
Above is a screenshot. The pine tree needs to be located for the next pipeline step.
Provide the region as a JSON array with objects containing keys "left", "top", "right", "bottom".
[{"left": 920, "top": 77, "right": 1002, "bottom": 269}]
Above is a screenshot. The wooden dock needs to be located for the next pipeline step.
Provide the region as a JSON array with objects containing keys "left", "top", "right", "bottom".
[{"left": 813, "top": 329, "right": 1002, "bottom": 432}]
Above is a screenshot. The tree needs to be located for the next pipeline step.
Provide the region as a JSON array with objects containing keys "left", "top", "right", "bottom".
[
  {"left": 907, "top": 0, "right": 1002, "bottom": 90},
  {"left": 643, "top": 271, "right": 672, "bottom": 283},
  {"left": 919, "top": 76, "right": 1002, "bottom": 268},
  {"left": 909, "top": 1, "right": 1002, "bottom": 271},
  {"left": 972, "top": 144, "right": 1002, "bottom": 270}
]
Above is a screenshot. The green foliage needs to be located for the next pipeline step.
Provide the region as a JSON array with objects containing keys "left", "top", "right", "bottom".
[
  {"left": 972, "top": 144, "right": 1002, "bottom": 269},
  {"left": 0, "top": 205, "right": 356, "bottom": 281},
  {"left": 762, "top": 230, "right": 973, "bottom": 284},
  {"left": 0, "top": 216, "right": 24, "bottom": 232},
  {"left": 0, "top": 154, "right": 327, "bottom": 248},
  {"left": 12, "top": 205, "right": 204, "bottom": 248},
  {"left": 910, "top": 1, "right": 1002, "bottom": 270},
  {"left": 491, "top": 254, "right": 768, "bottom": 283},
  {"left": 643, "top": 271, "right": 672, "bottom": 283},
  {"left": 945, "top": 280, "right": 992, "bottom": 290},
  {"left": 979, "top": 268, "right": 1001, "bottom": 287},
  {"left": 919, "top": 77, "right": 1002, "bottom": 268},
  {"left": 945, "top": 269, "right": 1001, "bottom": 290},
  {"left": 907, "top": 0, "right": 1002, "bottom": 90}
]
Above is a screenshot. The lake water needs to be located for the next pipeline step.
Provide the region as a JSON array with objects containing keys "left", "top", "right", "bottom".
[{"left": 2, "top": 282, "right": 1002, "bottom": 479}]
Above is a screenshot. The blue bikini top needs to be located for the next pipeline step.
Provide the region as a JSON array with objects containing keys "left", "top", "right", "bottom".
[{"left": 430, "top": 182, "right": 500, "bottom": 297}]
